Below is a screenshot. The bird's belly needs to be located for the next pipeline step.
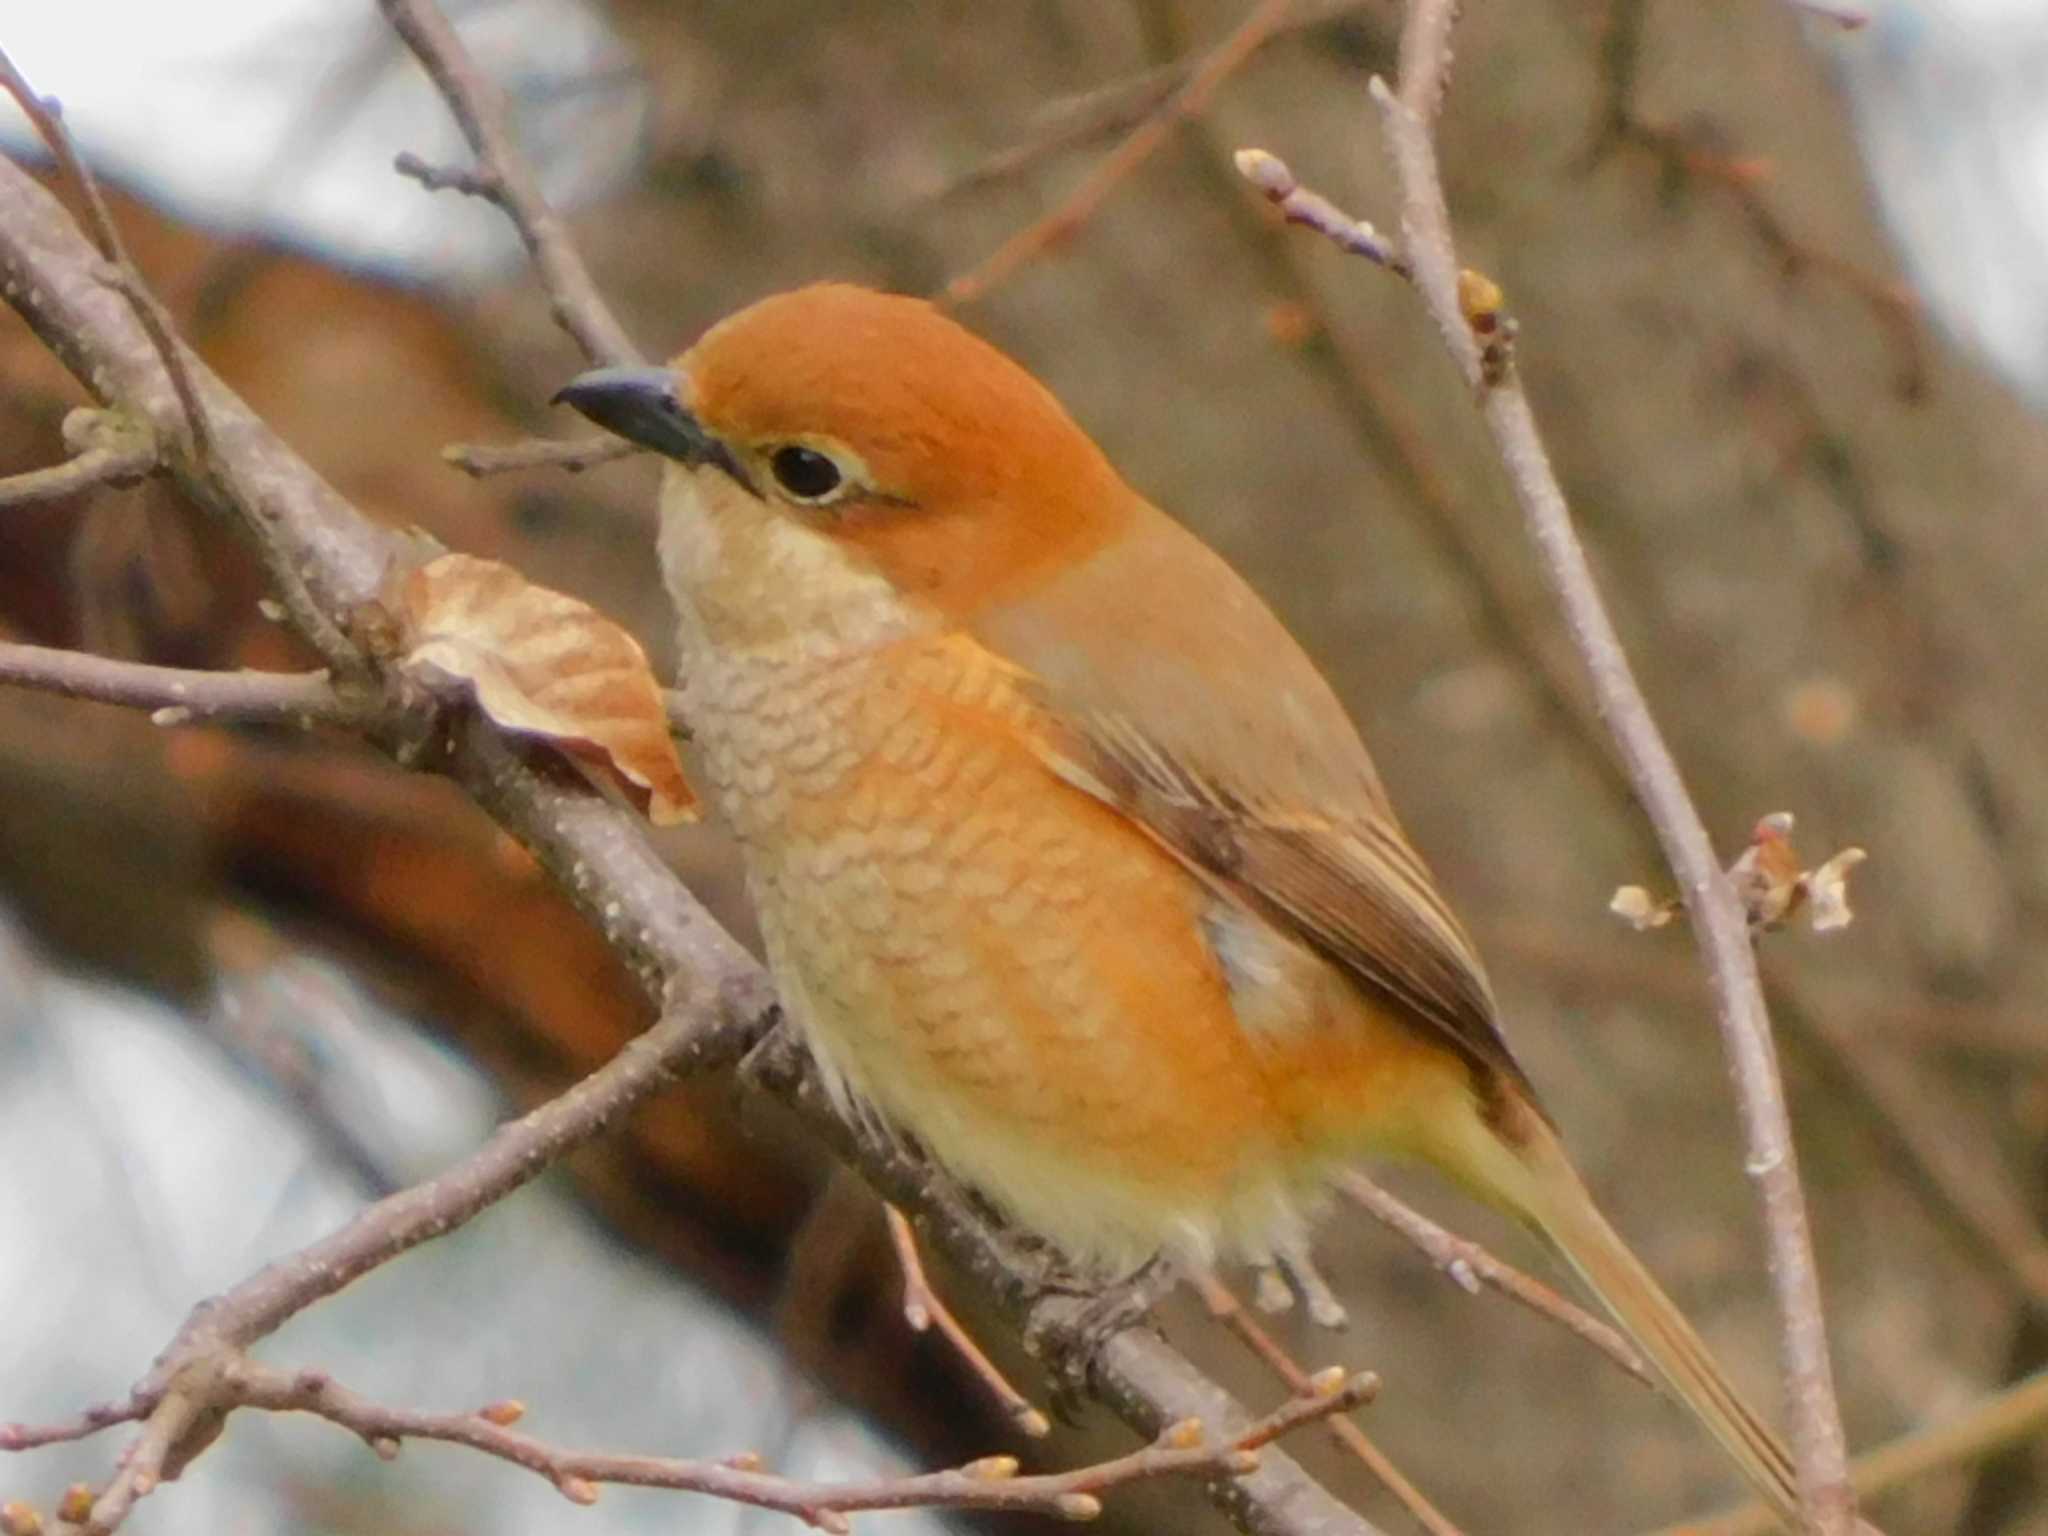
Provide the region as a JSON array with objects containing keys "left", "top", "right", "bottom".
[{"left": 690, "top": 639, "right": 1306, "bottom": 1266}]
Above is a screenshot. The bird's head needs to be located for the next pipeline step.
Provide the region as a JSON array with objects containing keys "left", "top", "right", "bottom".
[{"left": 556, "top": 284, "right": 1132, "bottom": 648}]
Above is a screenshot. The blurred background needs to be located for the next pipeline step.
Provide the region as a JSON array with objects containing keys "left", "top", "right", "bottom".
[{"left": 4, "top": 1, "right": 2047, "bottom": 1532}]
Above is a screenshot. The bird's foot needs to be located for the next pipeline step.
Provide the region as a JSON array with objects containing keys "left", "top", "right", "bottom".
[{"left": 1024, "top": 1254, "right": 1180, "bottom": 1410}]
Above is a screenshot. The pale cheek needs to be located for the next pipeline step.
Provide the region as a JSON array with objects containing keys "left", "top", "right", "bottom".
[{"left": 657, "top": 464, "right": 928, "bottom": 657}]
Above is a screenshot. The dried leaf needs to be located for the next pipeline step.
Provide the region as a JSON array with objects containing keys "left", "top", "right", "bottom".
[
  {"left": 1610, "top": 885, "right": 1678, "bottom": 931},
  {"left": 394, "top": 554, "right": 697, "bottom": 825},
  {"left": 1803, "top": 846, "right": 1867, "bottom": 933},
  {"left": 1728, "top": 812, "right": 1867, "bottom": 934}
]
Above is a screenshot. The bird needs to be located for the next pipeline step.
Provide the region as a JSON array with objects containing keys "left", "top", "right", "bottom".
[{"left": 555, "top": 282, "right": 1804, "bottom": 1526}]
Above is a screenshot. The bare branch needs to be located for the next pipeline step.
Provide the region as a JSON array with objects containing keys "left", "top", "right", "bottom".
[
  {"left": 0, "top": 409, "right": 156, "bottom": 506},
  {"left": 0, "top": 642, "right": 361, "bottom": 727},
  {"left": 1194, "top": 1273, "right": 1468, "bottom": 1536},
  {"left": 441, "top": 433, "right": 637, "bottom": 477},
  {"left": 1230, "top": 44, "right": 1859, "bottom": 1525},
  {"left": 885, "top": 1204, "right": 1051, "bottom": 1440},
  {"left": 1236, "top": 148, "right": 1408, "bottom": 273},
  {"left": 1362, "top": 5, "right": 1856, "bottom": 1520},
  {"left": 0, "top": 50, "right": 215, "bottom": 463},
  {"left": 0, "top": 445, "right": 151, "bottom": 507},
  {"left": 919, "top": 0, "right": 1377, "bottom": 206},
  {"left": 1336, "top": 1173, "right": 1653, "bottom": 1388},
  {"left": 943, "top": 0, "right": 1296, "bottom": 307},
  {"left": 376, "top": 0, "right": 641, "bottom": 367},
  {"left": 0, "top": 1402, "right": 145, "bottom": 1454},
  {"left": 212, "top": 1358, "right": 1373, "bottom": 1529}
]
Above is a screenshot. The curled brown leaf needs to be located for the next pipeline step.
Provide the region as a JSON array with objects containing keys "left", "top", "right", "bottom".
[{"left": 393, "top": 554, "right": 697, "bottom": 825}]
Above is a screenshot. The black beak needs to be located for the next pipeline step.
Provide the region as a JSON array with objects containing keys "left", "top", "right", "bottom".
[{"left": 552, "top": 366, "right": 757, "bottom": 494}]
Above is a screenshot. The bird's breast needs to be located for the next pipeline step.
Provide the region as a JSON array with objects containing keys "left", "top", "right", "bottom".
[{"left": 678, "top": 632, "right": 1330, "bottom": 1265}]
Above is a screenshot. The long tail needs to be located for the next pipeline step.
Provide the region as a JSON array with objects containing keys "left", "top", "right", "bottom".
[{"left": 1435, "top": 1101, "right": 1803, "bottom": 1530}]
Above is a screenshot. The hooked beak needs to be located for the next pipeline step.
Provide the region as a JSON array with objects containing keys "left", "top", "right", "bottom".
[{"left": 551, "top": 366, "right": 758, "bottom": 495}]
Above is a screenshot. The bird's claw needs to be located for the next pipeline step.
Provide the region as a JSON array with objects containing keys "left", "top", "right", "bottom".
[{"left": 1024, "top": 1254, "right": 1178, "bottom": 1410}]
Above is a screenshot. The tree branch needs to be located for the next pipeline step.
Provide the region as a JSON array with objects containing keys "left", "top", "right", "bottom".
[
  {"left": 1194, "top": 1273, "right": 1467, "bottom": 1536},
  {"left": 0, "top": 643, "right": 360, "bottom": 727},
  {"left": 1337, "top": 1173, "right": 1652, "bottom": 1387},
  {"left": 0, "top": 409, "right": 157, "bottom": 506},
  {"left": 885, "top": 1204, "right": 1051, "bottom": 1439},
  {"left": 943, "top": 0, "right": 1296, "bottom": 306},
  {"left": 376, "top": 0, "right": 641, "bottom": 367},
  {"left": 1367, "top": 46, "right": 1857, "bottom": 1525},
  {"left": 0, "top": 50, "right": 215, "bottom": 465},
  {"left": 1233, "top": 4, "right": 1862, "bottom": 1525},
  {"left": 217, "top": 1358, "right": 1374, "bottom": 1530}
]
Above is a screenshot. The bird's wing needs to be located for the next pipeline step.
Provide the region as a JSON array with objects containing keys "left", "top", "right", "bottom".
[{"left": 973, "top": 499, "right": 1535, "bottom": 1097}]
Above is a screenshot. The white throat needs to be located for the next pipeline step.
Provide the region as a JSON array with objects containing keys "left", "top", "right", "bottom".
[{"left": 657, "top": 462, "right": 927, "bottom": 666}]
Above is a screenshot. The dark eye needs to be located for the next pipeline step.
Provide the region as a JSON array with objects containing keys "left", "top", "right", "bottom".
[{"left": 769, "top": 445, "right": 843, "bottom": 501}]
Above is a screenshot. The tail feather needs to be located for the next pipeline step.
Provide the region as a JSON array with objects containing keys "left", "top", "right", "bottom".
[
  {"left": 1524, "top": 1137, "right": 1800, "bottom": 1523},
  {"left": 1435, "top": 1105, "right": 1803, "bottom": 1530}
]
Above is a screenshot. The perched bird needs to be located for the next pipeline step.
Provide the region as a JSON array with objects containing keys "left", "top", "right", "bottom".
[{"left": 557, "top": 283, "right": 1802, "bottom": 1525}]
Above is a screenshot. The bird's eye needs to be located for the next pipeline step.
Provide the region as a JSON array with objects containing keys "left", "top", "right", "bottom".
[{"left": 769, "top": 445, "right": 844, "bottom": 502}]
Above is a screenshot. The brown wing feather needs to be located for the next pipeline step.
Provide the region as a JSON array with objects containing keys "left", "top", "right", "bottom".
[
  {"left": 1035, "top": 707, "right": 1536, "bottom": 1100},
  {"left": 974, "top": 496, "right": 1537, "bottom": 1101}
]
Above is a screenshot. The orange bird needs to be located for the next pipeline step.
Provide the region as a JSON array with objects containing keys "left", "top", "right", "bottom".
[{"left": 558, "top": 283, "right": 1801, "bottom": 1525}]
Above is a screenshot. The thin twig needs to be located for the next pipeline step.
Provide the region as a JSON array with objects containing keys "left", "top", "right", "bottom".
[
  {"left": 0, "top": 1401, "right": 146, "bottom": 1453},
  {"left": 60, "top": 996, "right": 759, "bottom": 1533},
  {"left": 1194, "top": 1273, "right": 1468, "bottom": 1536},
  {"left": 0, "top": 642, "right": 362, "bottom": 727},
  {"left": 0, "top": 49, "right": 215, "bottom": 463},
  {"left": 920, "top": 0, "right": 1375, "bottom": 205},
  {"left": 1236, "top": 148, "right": 1408, "bottom": 273},
  {"left": 943, "top": 0, "right": 1296, "bottom": 306},
  {"left": 1336, "top": 1173, "right": 1653, "bottom": 1387},
  {"left": 214, "top": 1357, "right": 1371, "bottom": 1528},
  {"left": 441, "top": 433, "right": 638, "bottom": 477},
  {"left": 885, "top": 1206, "right": 1051, "bottom": 1438},
  {"left": 0, "top": 441, "right": 155, "bottom": 508},
  {"left": 1359, "top": 5, "right": 1856, "bottom": 1522},
  {"left": 376, "top": 0, "right": 640, "bottom": 367},
  {"left": 1650, "top": 1370, "right": 2048, "bottom": 1536}
]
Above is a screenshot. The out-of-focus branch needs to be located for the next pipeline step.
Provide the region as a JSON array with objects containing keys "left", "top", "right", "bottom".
[
  {"left": 0, "top": 49, "right": 214, "bottom": 464},
  {"left": 1336, "top": 1173, "right": 1652, "bottom": 1386},
  {"left": 441, "top": 433, "right": 637, "bottom": 477},
  {"left": 943, "top": 0, "right": 1296, "bottom": 306},
  {"left": 920, "top": 0, "right": 1376, "bottom": 205},
  {"left": 1782, "top": 0, "right": 1867, "bottom": 28},
  {"left": 1193, "top": 1273, "right": 1467, "bottom": 1536},
  {"left": 884, "top": 1205, "right": 1051, "bottom": 1439},
  {"left": 376, "top": 0, "right": 640, "bottom": 368}
]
